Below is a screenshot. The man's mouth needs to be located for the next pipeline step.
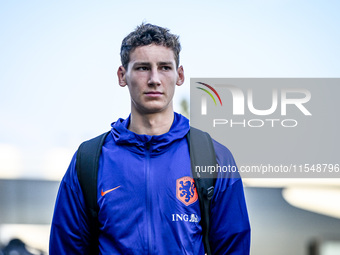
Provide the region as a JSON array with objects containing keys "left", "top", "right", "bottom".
[{"left": 144, "top": 91, "right": 163, "bottom": 97}]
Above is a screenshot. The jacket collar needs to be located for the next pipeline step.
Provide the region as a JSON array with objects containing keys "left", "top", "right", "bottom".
[{"left": 111, "top": 112, "right": 189, "bottom": 153}]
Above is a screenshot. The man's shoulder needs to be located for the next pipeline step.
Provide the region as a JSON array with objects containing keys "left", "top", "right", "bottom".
[
  {"left": 210, "top": 137, "right": 238, "bottom": 171},
  {"left": 211, "top": 138, "right": 233, "bottom": 157}
]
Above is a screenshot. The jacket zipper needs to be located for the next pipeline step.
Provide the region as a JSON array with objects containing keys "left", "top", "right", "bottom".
[{"left": 145, "top": 141, "right": 152, "bottom": 254}]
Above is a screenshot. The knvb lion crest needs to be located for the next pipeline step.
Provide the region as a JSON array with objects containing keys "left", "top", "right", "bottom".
[{"left": 176, "top": 176, "right": 198, "bottom": 206}]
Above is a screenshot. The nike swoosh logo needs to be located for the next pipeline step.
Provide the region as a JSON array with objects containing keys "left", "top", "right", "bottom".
[{"left": 101, "top": 186, "right": 121, "bottom": 196}]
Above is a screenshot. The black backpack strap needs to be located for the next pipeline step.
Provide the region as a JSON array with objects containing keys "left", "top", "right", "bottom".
[
  {"left": 76, "top": 131, "right": 110, "bottom": 254},
  {"left": 187, "top": 127, "right": 218, "bottom": 255}
]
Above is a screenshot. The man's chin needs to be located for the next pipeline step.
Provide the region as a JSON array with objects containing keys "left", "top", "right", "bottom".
[{"left": 138, "top": 106, "right": 172, "bottom": 115}]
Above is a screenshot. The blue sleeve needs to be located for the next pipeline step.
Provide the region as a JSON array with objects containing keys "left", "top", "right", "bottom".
[
  {"left": 209, "top": 140, "right": 251, "bottom": 255},
  {"left": 49, "top": 152, "right": 92, "bottom": 254}
]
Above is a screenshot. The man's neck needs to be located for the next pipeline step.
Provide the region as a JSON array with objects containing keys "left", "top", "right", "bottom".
[{"left": 128, "top": 109, "right": 174, "bottom": 136}]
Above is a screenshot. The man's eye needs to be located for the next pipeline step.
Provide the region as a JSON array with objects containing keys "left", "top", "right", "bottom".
[
  {"left": 161, "top": 66, "right": 171, "bottom": 71},
  {"left": 136, "top": 66, "right": 149, "bottom": 71}
]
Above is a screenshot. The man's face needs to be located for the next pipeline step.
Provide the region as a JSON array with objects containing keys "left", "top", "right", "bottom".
[{"left": 118, "top": 44, "right": 184, "bottom": 115}]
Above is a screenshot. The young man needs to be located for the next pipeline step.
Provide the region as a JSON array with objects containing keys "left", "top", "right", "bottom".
[{"left": 49, "top": 23, "right": 251, "bottom": 254}]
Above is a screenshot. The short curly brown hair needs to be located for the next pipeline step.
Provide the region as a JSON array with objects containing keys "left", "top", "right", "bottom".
[{"left": 120, "top": 23, "right": 181, "bottom": 70}]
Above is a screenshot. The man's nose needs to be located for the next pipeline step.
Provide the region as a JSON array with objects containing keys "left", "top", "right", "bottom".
[{"left": 148, "top": 68, "right": 161, "bottom": 86}]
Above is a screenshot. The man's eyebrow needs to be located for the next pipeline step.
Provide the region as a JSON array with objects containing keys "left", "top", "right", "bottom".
[
  {"left": 132, "top": 61, "right": 175, "bottom": 67},
  {"left": 133, "top": 62, "right": 151, "bottom": 66},
  {"left": 158, "top": 61, "right": 174, "bottom": 66}
]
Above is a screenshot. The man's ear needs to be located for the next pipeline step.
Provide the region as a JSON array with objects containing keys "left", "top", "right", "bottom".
[
  {"left": 176, "top": 65, "right": 185, "bottom": 86},
  {"left": 117, "top": 66, "right": 127, "bottom": 87}
]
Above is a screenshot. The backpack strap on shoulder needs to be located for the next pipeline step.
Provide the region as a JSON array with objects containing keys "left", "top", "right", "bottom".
[
  {"left": 187, "top": 127, "right": 218, "bottom": 255},
  {"left": 76, "top": 131, "right": 110, "bottom": 254}
]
